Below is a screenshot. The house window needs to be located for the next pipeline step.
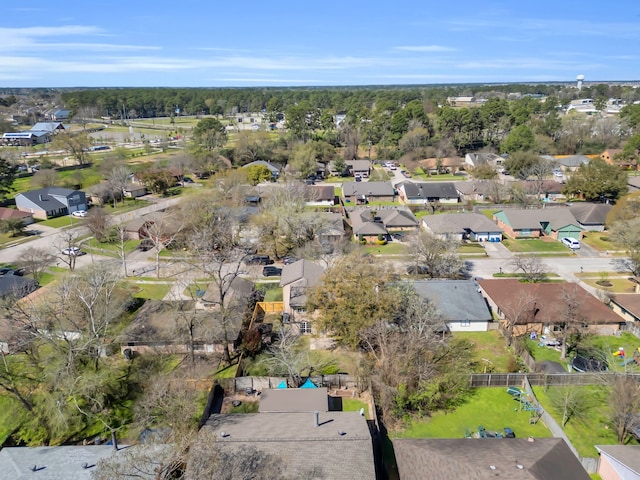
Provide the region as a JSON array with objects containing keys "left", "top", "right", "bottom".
[
  {"left": 300, "top": 322, "right": 312, "bottom": 334},
  {"left": 461, "top": 319, "right": 470, "bottom": 327}
]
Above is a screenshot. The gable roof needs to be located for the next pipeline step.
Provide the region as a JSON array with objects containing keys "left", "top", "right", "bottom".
[
  {"left": 0, "top": 275, "right": 38, "bottom": 299},
  {"left": 259, "top": 387, "right": 329, "bottom": 413},
  {"left": 517, "top": 180, "right": 565, "bottom": 195},
  {"left": 610, "top": 294, "right": 640, "bottom": 319},
  {"left": 393, "top": 438, "right": 590, "bottom": 480},
  {"left": 495, "top": 208, "right": 581, "bottom": 231},
  {"left": 346, "top": 206, "right": 417, "bottom": 234},
  {"left": 454, "top": 180, "right": 495, "bottom": 196},
  {"left": 409, "top": 280, "right": 493, "bottom": 323},
  {"left": 478, "top": 279, "right": 622, "bottom": 326},
  {"left": 419, "top": 157, "right": 464, "bottom": 169},
  {"left": 596, "top": 445, "right": 640, "bottom": 476},
  {"left": 568, "top": 203, "right": 612, "bottom": 226},
  {"left": 422, "top": 213, "right": 503, "bottom": 235},
  {"left": 375, "top": 208, "right": 419, "bottom": 227},
  {"left": 242, "top": 160, "right": 280, "bottom": 174},
  {"left": 346, "top": 159, "right": 372, "bottom": 171},
  {"left": 556, "top": 155, "right": 590, "bottom": 168},
  {"left": 201, "top": 412, "right": 375, "bottom": 479},
  {"left": 280, "top": 260, "right": 325, "bottom": 288},
  {"left": 342, "top": 181, "right": 394, "bottom": 197},
  {"left": 399, "top": 181, "right": 459, "bottom": 199},
  {"left": 305, "top": 185, "right": 335, "bottom": 202},
  {"left": 0, "top": 207, "right": 32, "bottom": 220},
  {"left": 31, "top": 121, "right": 64, "bottom": 132}
]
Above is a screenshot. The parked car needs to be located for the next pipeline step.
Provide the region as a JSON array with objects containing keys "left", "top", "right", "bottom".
[
  {"left": 71, "top": 209, "right": 87, "bottom": 217},
  {"left": 262, "top": 266, "right": 282, "bottom": 277},
  {"left": 245, "top": 255, "right": 274, "bottom": 265},
  {"left": 283, "top": 256, "right": 297, "bottom": 265},
  {"left": 391, "top": 232, "right": 405, "bottom": 241},
  {"left": 62, "top": 247, "right": 85, "bottom": 256},
  {"left": 561, "top": 237, "right": 580, "bottom": 249},
  {"left": 304, "top": 179, "right": 315, "bottom": 185}
]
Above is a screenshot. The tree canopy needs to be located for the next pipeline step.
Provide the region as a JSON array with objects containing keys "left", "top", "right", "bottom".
[{"left": 562, "top": 158, "right": 628, "bottom": 202}]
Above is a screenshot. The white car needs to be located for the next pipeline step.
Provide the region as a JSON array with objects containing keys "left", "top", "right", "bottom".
[
  {"left": 71, "top": 210, "right": 87, "bottom": 217},
  {"left": 62, "top": 246, "right": 85, "bottom": 256},
  {"left": 561, "top": 237, "right": 580, "bottom": 250}
]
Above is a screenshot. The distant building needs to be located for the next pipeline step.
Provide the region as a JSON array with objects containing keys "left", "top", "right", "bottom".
[{"left": 15, "top": 187, "right": 87, "bottom": 220}]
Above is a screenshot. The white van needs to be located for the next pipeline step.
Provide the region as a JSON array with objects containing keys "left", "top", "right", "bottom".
[{"left": 561, "top": 237, "right": 580, "bottom": 249}]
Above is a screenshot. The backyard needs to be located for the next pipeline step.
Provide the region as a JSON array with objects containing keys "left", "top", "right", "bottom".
[
  {"left": 397, "top": 387, "right": 552, "bottom": 440},
  {"left": 454, "top": 330, "right": 517, "bottom": 373}
]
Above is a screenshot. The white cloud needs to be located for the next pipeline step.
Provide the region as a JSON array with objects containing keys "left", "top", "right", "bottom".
[{"left": 395, "top": 45, "right": 456, "bottom": 52}]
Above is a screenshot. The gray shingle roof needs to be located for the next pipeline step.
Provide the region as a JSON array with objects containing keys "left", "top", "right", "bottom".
[
  {"left": 342, "top": 181, "right": 394, "bottom": 197},
  {"left": 394, "top": 438, "right": 590, "bottom": 480},
  {"left": 409, "top": 280, "right": 493, "bottom": 322},
  {"left": 279, "top": 260, "right": 325, "bottom": 288},
  {"left": 201, "top": 412, "right": 375, "bottom": 479},
  {"left": 454, "top": 180, "right": 495, "bottom": 195},
  {"left": 422, "top": 213, "right": 503, "bottom": 235},
  {"left": 556, "top": 155, "right": 590, "bottom": 167},
  {"left": 0, "top": 446, "right": 125, "bottom": 480},
  {"left": 399, "top": 181, "right": 459, "bottom": 199},
  {"left": 568, "top": 203, "right": 611, "bottom": 226},
  {"left": 497, "top": 208, "right": 581, "bottom": 231},
  {"left": 259, "top": 387, "right": 329, "bottom": 413},
  {"left": 242, "top": 160, "right": 280, "bottom": 174},
  {"left": 596, "top": 445, "right": 640, "bottom": 475}
]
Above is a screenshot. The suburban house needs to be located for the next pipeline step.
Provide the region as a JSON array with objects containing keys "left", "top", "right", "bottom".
[
  {"left": 346, "top": 206, "right": 419, "bottom": 242},
  {"left": 52, "top": 109, "right": 71, "bottom": 120},
  {"left": 464, "top": 152, "right": 504, "bottom": 170},
  {"left": 241, "top": 160, "right": 281, "bottom": 179},
  {"left": 346, "top": 159, "right": 372, "bottom": 177},
  {"left": 596, "top": 445, "right": 640, "bottom": 480},
  {"left": 421, "top": 213, "right": 503, "bottom": 242},
  {"left": 556, "top": 154, "right": 590, "bottom": 171},
  {"left": 454, "top": 180, "right": 496, "bottom": 203},
  {"left": 409, "top": 280, "right": 494, "bottom": 332},
  {"left": 608, "top": 294, "right": 640, "bottom": 324},
  {"left": 568, "top": 203, "right": 612, "bottom": 231},
  {"left": 280, "top": 259, "right": 325, "bottom": 333},
  {"left": 493, "top": 208, "right": 583, "bottom": 240},
  {"left": 600, "top": 149, "right": 623, "bottom": 165},
  {"left": 396, "top": 181, "right": 459, "bottom": 205},
  {"left": 15, "top": 187, "right": 87, "bottom": 219},
  {"left": 517, "top": 180, "right": 566, "bottom": 203},
  {"left": 258, "top": 387, "right": 330, "bottom": 413},
  {"left": 0, "top": 445, "right": 125, "bottom": 480},
  {"left": 198, "top": 276, "right": 256, "bottom": 313},
  {"left": 418, "top": 156, "right": 464, "bottom": 175},
  {"left": 199, "top": 409, "right": 375, "bottom": 479},
  {"left": 122, "top": 212, "right": 175, "bottom": 241},
  {"left": 0, "top": 207, "right": 34, "bottom": 225},
  {"left": 317, "top": 212, "right": 346, "bottom": 243},
  {"left": 393, "top": 438, "right": 590, "bottom": 480},
  {"left": 478, "top": 279, "right": 624, "bottom": 336},
  {"left": 304, "top": 185, "right": 336, "bottom": 207},
  {"left": 123, "top": 183, "right": 147, "bottom": 198},
  {"left": 0, "top": 275, "right": 38, "bottom": 300},
  {"left": 342, "top": 181, "right": 395, "bottom": 204}
]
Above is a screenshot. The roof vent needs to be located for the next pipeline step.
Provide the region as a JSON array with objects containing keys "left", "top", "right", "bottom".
[
  {"left": 489, "top": 465, "right": 496, "bottom": 470},
  {"left": 220, "top": 431, "right": 229, "bottom": 438},
  {"left": 527, "top": 436, "right": 535, "bottom": 442},
  {"left": 314, "top": 410, "right": 319, "bottom": 427},
  {"left": 338, "top": 431, "right": 346, "bottom": 436},
  {"left": 516, "top": 465, "right": 524, "bottom": 470}
]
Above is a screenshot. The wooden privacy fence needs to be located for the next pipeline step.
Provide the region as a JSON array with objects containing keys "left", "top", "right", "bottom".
[{"left": 469, "top": 372, "right": 640, "bottom": 388}]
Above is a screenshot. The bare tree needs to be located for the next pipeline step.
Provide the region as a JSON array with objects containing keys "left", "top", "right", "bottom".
[
  {"left": 85, "top": 207, "right": 111, "bottom": 243},
  {"left": 106, "top": 164, "right": 130, "bottom": 207},
  {"left": 500, "top": 290, "right": 539, "bottom": 347},
  {"left": 409, "top": 230, "right": 464, "bottom": 278},
  {"left": 608, "top": 376, "right": 640, "bottom": 444},
  {"left": 54, "top": 230, "right": 85, "bottom": 271},
  {"left": 31, "top": 168, "right": 59, "bottom": 188},
  {"left": 141, "top": 211, "right": 183, "bottom": 279},
  {"left": 16, "top": 246, "right": 54, "bottom": 282},
  {"left": 510, "top": 254, "right": 547, "bottom": 283},
  {"left": 548, "top": 386, "right": 591, "bottom": 427},
  {"left": 556, "top": 284, "right": 587, "bottom": 359}
]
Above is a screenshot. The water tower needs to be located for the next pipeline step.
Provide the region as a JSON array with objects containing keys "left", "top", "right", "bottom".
[{"left": 576, "top": 74, "right": 585, "bottom": 91}]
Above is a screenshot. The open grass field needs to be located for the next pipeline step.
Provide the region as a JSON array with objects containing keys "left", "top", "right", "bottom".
[
  {"left": 38, "top": 215, "right": 81, "bottom": 228},
  {"left": 454, "top": 330, "right": 515, "bottom": 373},
  {"left": 502, "top": 238, "right": 572, "bottom": 254},
  {"left": 533, "top": 385, "right": 639, "bottom": 457},
  {"left": 396, "top": 387, "right": 552, "bottom": 439},
  {"left": 129, "top": 281, "right": 171, "bottom": 300}
]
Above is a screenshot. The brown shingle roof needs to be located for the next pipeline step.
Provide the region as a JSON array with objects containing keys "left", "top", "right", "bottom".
[
  {"left": 393, "top": 438, "right": 590, "bottom": 480},
  {"left": 611, "top": 294, "right": 640, "bottom": 320},
  {"left": 0, "top": 207, "right": 31, "bottom": 220},
  {"left": 478, "top": 279, "right": 622, "bottom": 325}
]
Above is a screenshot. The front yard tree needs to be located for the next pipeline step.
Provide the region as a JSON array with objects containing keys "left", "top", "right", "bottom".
[
  {"left": 556, "top": 284, "right": 587, "bottom": 359},
  {"left": 17, "top": 247, "right": 54, "bottom": 282},
  {"left": 608, "top": 376, "right": 640, "bottom": 444},
  {"left": 562, "top": 158, "right": 627, "bottom": 202},
  {"left": 85, "top": 207, "right": 111, "bottom": 243},
  {"left": 610, "top": 217, "right": 640, "bottom": 276},
  {"left": 51, "top": 132, "right": 92, "bottom": 165},
  {"left": 500, "top": 290, "right": 538, "bottom": 347},
  {"left": 510, "top": 254, "right": 547, "bottom": 283},
  {"left": 0, "top": 218, "right": 26, "bottom": 237},
  {"left": 409, "top": 231, "right": 464, "bottom": 278},
  {"left": 193, "top": 117, "right": 227, "bottom": 153},
  {"left": 0, "top": 157, "right": 17, "bottom": 201}
]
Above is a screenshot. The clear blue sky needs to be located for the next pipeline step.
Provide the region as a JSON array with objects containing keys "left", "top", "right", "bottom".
[{"left": 1, "top": 0, "right": 639, "bottom": 87}]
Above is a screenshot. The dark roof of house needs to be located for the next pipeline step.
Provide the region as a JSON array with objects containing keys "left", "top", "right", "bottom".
[
  {"left": 611, "top": 294, "right": 640, "bottom": 319},
  {"left": 346, "top": 159, "right": 372, "bottom": 171},
  {"left": 319, "top": 212, "right": 345, "bottom": 236},
  {"left": 201, "top": 412, "right": 375, "bottom": 479},
  {"left": 399, "top": 181, "right": 459, "bottom": 199},
  {"left": 17, "top": 187, "right": 82, "bottom": 210},
  {"left": 376, "top": 208, "right": 419, "bottom": 228},
  {"left": 568, "top": 203, "right": 612, "bottom": 226},
  {"left": 346, "top": 206, "right": 417, "bottom": 234},
  {"left": 259, "top": 387, "right": 329, "bottom": 413},
  {"left": 422, "top": 213, "right": 503, "bottom": 235},
  {"left": 342, "top": 181, "right": 394, "bottom": 197},
  {"left": 0, "top": 207, "right": 32, "bottom": 220},
  {"left": 454, "top": 180, "right": 495, "bottom": 196},
  {"left": 478, "top": 279, "right": 622, "bottom": 325},
  {"left": 409, "top": 280, "right": 493, "bottom": 322},
  {"left": 517, "top": 180, "right": 565, "bottom": 195},
  {"left": 202, "top": 276, "right": 255, "bottom": 306},
  {"left": 280, "top": 260, "right": 325, "bottom": 288},
  {"left": 596, "top": 445, "right": 640, "bottom": 475},
  {"left": 0, "top": 445, "right": 124, "bottom": 479},
  {"left": 495, "top": 208, "right": 581, "bottom": 231},
  {"left": 0, "top": 275, "right": 38, "bottom": 299},
  {"left": 419, "top": 157, "right": 465, "bottom": 169},
  {"left": 305, "top": 185, "right": 335, "bottom": 202},
  {"left": 393, "top": 438, "right": 590, "bottom": 480}
]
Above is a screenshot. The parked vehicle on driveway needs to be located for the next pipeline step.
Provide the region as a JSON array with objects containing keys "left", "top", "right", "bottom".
[
  {"left": 62, "top": 247, "right": 85, "bottom": 256},
  {"left": 71, "top": 209, "right": 87, "bottom": 217},
  {"left": 262, "top": 266, "right": 282, "bottom": 277},
  {"left": 561, "top": 237, "right": 580, "bottom": 249},
  {"left": 245, "top": 255, "right": 274, "bottom": 265}
]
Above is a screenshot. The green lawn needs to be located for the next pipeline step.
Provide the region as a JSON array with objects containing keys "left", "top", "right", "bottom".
[
  {"left": 38, "top": 216, "right": 81, "bottom": 228},
  {"left": 342, "top": 398, "right": 371, "bottom": 419},
  {"left": 101, "top": 198, "right": 152, "bottom": 214},
  {"left": 370, "top": 168, "right": 390, "bottom": 181},
  {"left": 457, "top": 243, "right": 487, "bottom": 255},
  {"left": 85, "top": 238, "right": 139, "bottom": 256},
  {"left": 524, "top": 338, "right": 569, "bottom": 369},
  {"left": 363, "top": 243, "right": 408, "bottom": 255},
  {"left": 502, "top": 238, "right": 571, "bottom": 254},
  {"left": 129, "top": 281, "right": 171, "bottom": 300},
  {"left": 581, "top": 232, "right": 620, "bottom": 253},
  {"left": 533, "top": 386, "right": 636, "bottom": 457},
  {"left": 397, "top": 388, "right": 552, "bottom": 439},
  {"left": 0, "top": 395, "right": 26, "bottom": 445},
  {"left": 454, "top": 331, "right": 516, "bottom": 373},
  {"left": 581, "top": 332, "right": 640, "bottom": 372},
  {"left": 255, "top": 282, "right": 283, "bottom": 302},
  {"left": 581, "top": 277, "right": 636, "bottom": 294}
]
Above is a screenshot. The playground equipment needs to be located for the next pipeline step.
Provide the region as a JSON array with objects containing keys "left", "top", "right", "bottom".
[
  {"left": 506, "top": 387, "right": 543, "bottom": 423},
  {"left": 465, "top": 426, "right": 516, "bottom": 439},
  {"left": 617, "top": 347, "right": 640, "bottom": 367}
]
